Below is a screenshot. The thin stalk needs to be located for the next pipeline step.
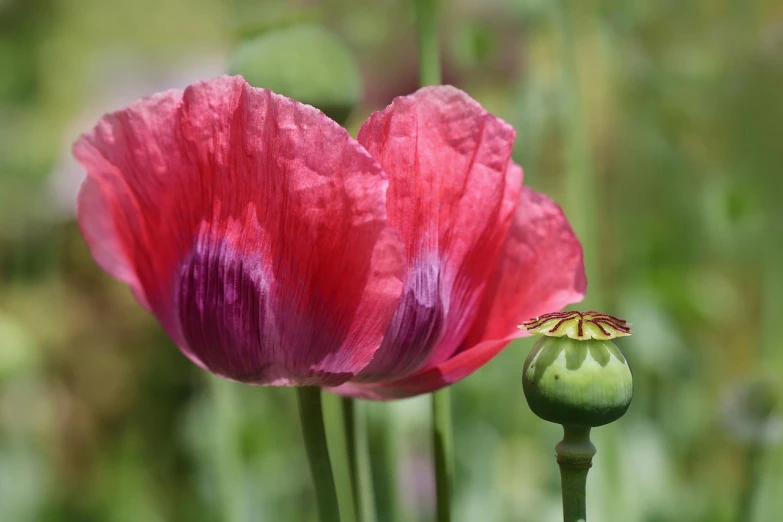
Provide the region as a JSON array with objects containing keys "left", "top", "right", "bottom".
[
  {"left": 297, "top": 387, "right": 341, "bottom": 522},
  {"left": 412, "top": 0, "right": 441, "bottom": 86},
  {"left": 552, "top": 3, "right": 623, "bottom": 517},
  {"left": 735, "top": 442, "right": 763, "bottom": 522},
  {"left": 432, "top": 389, "right": 454, "bottom": 522},
  {"left": 375, "top": 406, "right": 402, "bottom": 522},
  {"left": 343, "top": 398, "right": 359, "bottom": 517},
  {"left": 412, "top": 0, "right": 452, "bottom": 519},
  {"left": 732, "top": 224, "right": 783, "bottom": 521},
  {"left": 733, "top": 239, "right": 783, "bottom": 522},
  {"left": 322, "top": 392, "right": 357, "bottom": 522},
  {"left": 552, "top": 0, "right": 601, "bottom": 309},
  {"left": 555, "top": 426, "right": 597, "bottom": 522},
  {"left": 209, "top": 376, "right": 242, "bottom": 522},
  {"left": 343, "top": 398, "right": 378, "bottom": 522},
  {"left": 760, "top": 250, "right": 783, "bottom": 364}
]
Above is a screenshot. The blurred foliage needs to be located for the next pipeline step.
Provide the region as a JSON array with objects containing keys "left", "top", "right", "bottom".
[
  {"left": 1, "top": 0, "right": 783, "bottom": 521},
  {"left": 229, "top": 24, "right": 362, "bottom": 124}
]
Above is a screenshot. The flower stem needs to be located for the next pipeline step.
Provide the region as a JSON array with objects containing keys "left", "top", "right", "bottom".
[
  {"left": 552, "top": 0, "right": 601, "bottom": 309},
  {"left": 322, "top": 393, "right": 357, "bottom": 522},
  {"left": 412, "top": 0, "right": 453, "bottom": 519},
  {"left": 343, "top": 397, "right": 378, "bottom": 522},
  {"left": 343, "top": 398, "right": 359, "bottom": 516},
  {"left": 208, "top": 376, "right": 242, "bottom": 522},
  {"left": 555, "top": 426, "right": 597, "bottom": 522},
  {"left": 412, "top": 0, "right": 441, "bottom": 85},
  {"left": 551, "top": 3, "right": 625, "bottom": 514},
  {"left": 376, "top": 406, "right": 403, "bottom": 522},
  {"left": 297, "top": 386, "right": 341, "bottom": 522},
  {"left": 735, "top": 442, "right": 763, "bottom": 522},
  {"left": 432, "top": 389, "right": 454, "bottom": 522}
]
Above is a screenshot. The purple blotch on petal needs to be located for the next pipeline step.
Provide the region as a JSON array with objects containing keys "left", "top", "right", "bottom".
[
  {"left": 177, "top": 234, "right": 354, "bottom": 386},
  {"left": 355, "top": 257, "right": 445, "bottom": 381}
]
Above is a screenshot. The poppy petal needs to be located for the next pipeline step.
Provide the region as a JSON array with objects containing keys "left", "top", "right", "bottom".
[
  {"left": 352, "top": 86, "right": 521, "bottom": 381},
  {"left": 331, "top": 187, "right": 585, "bottom": 399},
  {"left": 77, "top": 176, "right": 151, "bottom": 311},
  {"left": 75, "top": 75, "right": 404, "bottom": 386},
  {"left": 460, "top": 187, "right": 586, "bottom": 347}
]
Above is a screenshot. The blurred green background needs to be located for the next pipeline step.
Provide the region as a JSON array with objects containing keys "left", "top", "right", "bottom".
[{"left": 1, "top": 0, "right": 782, "bottom": 521}]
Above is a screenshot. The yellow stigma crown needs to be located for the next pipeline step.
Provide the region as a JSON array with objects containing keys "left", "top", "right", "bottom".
[{"left": 520, "top": 311, "right": 632, "bottom": 341}]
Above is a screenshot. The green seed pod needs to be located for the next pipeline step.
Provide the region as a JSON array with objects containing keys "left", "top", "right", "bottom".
[{"left": 521, "top": 311, "right": 633, "bottom": 428}]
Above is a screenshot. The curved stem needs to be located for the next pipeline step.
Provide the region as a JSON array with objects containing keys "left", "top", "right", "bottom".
[
  {"left": 555, "top": 426, "right": 597, "bottom": 522},
  {"left": 343, "top": 397, "right": 377, "bottom": 522},
  {"left": 432, "top": 389, "right": 454, "bottom": 522},
  {"left": 297, "top": 387, "right": 341, "bottom": 522}
]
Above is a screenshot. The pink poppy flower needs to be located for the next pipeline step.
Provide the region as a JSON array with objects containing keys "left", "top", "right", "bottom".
[{"left": 75, "top": 76, "right": 585, "bottom": 397}]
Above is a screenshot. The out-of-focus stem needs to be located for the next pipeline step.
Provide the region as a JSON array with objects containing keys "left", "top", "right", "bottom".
[
  {"left": 432, "top": 389, "right": 454, "bottom": 522},
  {"left": 322, "top": 393, "right": 357, "bottom": 522},
  {"left": 297, "top": 387, "right": 341, "bottom": 522},
  {"left": 551, "top": 4, "right": 623, "bottom": 517},
  {"left": 412, "top": 0, "right": 441, "bottom": 86},
  {"left": 412, "top": 1, "right": 453, "bottom": 520},
  {"left": 343, "top": 397, "right": 377, "bottom": 522},
  {"left": 735, "top": 442, "right": 763, "bottom": 522},
  {"left": 343, "top": 398, "right": 359, "bottom": 517},
  {"left": 552, "top": 0, "right": 601, "bottom": 309},
  {"left": 760, "top": 251, "right": 783, "bottom": 363},
  {"left": 376, "top": 406, "right": 402, "bottom": 522},
  {"left": 556, "top": 426, "right": 597, "bottom": 522},
  {"left": 209, "top": 376, "right": 243, "bottom": 522},
  {"left": 735, "top": 220, "right": 783, "bottom": 521}
]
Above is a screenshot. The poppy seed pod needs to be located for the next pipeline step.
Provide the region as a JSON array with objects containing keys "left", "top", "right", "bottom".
[{"left": 521, "top": 311, "right": 633, "bottom": 427}]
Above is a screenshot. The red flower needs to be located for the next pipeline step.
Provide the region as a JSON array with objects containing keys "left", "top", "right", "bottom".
[{"left": 75, "top": 76, "right": 585, "bottom": 397}]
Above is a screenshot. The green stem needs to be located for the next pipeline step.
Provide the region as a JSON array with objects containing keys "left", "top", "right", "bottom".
[
  {"left": 552, "top": 0, "right": 600, "bottom": 309},
  {"left": 760, "top": 251, "right": 783, "bottom": 364},
  {"left": 432, "top": 389, "right": 454, "bottom": 522},
  {"left": 343, "top": 398, "right": 359, "bottom": 516},
  {"left": 322, "top": 392, "right": 357, "bottom": 522},
  {"left": 376, "top": 406, "right": 402, "bottom": 522},
  {"left": 552, "top": 4, "right": 623, "bottom": 516},
  {"left": 209, "top": 376, "right": 242, "bottom": 522},
  {"left": 343, "top": 398, "right": 377, "bottom": 522},
  {"left": 297, "top": 387, "right": 341, "bottom": 522},
  {"left": 555, "top": 426, "right": 597, "bottom": 522},
  {"left": 735, "top": 443, "right": 763, "bottom": 522},
  {"left": 412, "top": 0, "right": 441, "bottom": 85},
  {"left": 412, "top": 0, "right": 453, "bottom": 519}
]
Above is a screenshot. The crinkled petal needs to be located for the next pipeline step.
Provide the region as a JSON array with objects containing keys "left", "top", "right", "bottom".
[
  {"left": 331, "top": 187, "right": 585, "bottom": 399},
  {"left": 75, "top": 75, "right": 404, "bottom": 386},
  {"left": 460, "top": 187, "right": 586, "bottom": 346},
  {"left": 352, "top": 86, "right": 520, "bottom": 382}
]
